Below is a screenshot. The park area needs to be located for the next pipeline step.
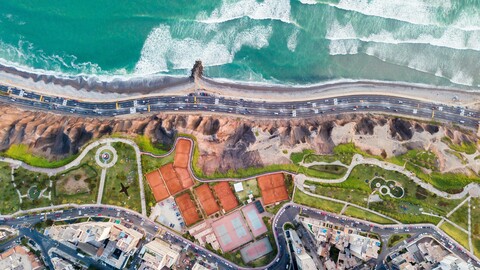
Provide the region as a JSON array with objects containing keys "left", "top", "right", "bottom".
[
  {"left": 55, "top": 164, "right": 99, "bottom": 205},
  {"left": 304, "top": 164, "right": 464, "bottom": 224},
  {"left": 102, "top": 142, "right": 142, "bottom": 213},
  {"left": 0, "top": 162, "right": 20, "bottom": 214}
]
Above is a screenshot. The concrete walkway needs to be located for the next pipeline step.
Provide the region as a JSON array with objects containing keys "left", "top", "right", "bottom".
[{"left": 296, "top": 154, "right": 480, "bottom": 200}]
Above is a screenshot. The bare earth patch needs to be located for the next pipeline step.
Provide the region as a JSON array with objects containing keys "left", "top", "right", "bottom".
[{"left": 56, "top": 174, "right": 90, "bottom": 195}]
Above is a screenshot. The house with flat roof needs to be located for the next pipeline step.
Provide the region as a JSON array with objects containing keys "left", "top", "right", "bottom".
[
  {"left": 0, "top": 245, "right": 44, "bottom": 270},
  {"left": 46, "top": 221, "right": 143, "bottom": 269},
  {"left": 139, "top": 239, "right": 181, "bottom": 270}
]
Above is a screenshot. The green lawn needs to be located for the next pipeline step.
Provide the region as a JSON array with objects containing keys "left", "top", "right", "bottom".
[
  {"left": 440, "top": 222, "right": 470, "bottom": 250},
  {"left": 13, "top": 167, "right": 53, "bottom": 210},
  {"left": 2, "top": 144, "right": 79, "bottom": 168},
  {"left": 305, "top": 182, "right": 369, "bottom": 207},
  {"left": 141, "top": 152, "right": 175, "bottom": 174},
  {"left": 302, "top": 143, "right": 380, "bottom": 165},
  {"left": 293, "top": 189, "right": 344, "bottom": 213},
  {"left": 102, "top": 143, "right": 142, "bottom": 213},
  {"left": 448, "top": 202, "right": 469, "bottom": 230},
  {"left": 442, "top": 136, "right": 478, "bottom": 155},
  {"left": 307, "top": 165, "right": 347, "bottom": 179},
  {"left": 471, "top": 198, "right": 480, "bottom": 257},
  {"left": 343, "top": 206, "right": 395, "bottom": 224},
  {"left": 236, "top": 179, "right": 260, "bottom": 202},
  {"left": 0, "top": 162, "right": 20, "bottom": 214},
  {"left": 134, "top": 135, "right": 170, "bottom": 155},
  {"left": 144, "top": 176, "right": 156, "bottom": 217},
  {"left": 387, "top": 234, "right": 411, "bottom": 247},
  {"left": 290, "top": 149, "right": 314, "bottom": 164},
  {"left": 306, "top": 164, "right": 461, "bottom": 224}
]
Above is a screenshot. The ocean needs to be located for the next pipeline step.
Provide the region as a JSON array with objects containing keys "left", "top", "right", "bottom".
[{"left": 1, "top": 0, "right": 480, "bottom": 88}]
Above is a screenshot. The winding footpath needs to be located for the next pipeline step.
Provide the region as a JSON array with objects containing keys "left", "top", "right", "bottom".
[{"left": 296, "top": 154, "right": 480, "bottom": 200}]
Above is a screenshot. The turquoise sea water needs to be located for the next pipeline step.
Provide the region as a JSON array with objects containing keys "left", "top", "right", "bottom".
[{"left": 1, "top": 0, "right": 480, "bottom": 88}]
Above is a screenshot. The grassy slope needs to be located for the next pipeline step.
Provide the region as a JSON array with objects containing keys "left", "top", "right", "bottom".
[
  {"left": 343, "top": 206, "right": 395, "bottom": 224},
  {"left": 440, "top": 222, "right": 470, "bottom": 250},
  {"left": 293, "top": 189, "right": 344, "bottom": 213}
]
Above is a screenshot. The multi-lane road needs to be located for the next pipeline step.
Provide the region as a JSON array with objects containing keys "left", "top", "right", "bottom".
[{"left": 0, "top": 84, "right": 479, "bottom": 128}]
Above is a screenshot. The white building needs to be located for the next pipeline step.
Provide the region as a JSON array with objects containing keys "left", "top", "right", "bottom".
[
  {"left": 434, "top": 255, "right": 472, "bottom": 270},
  {"left": 289, "top": 229, "right": 318, "bottom": 270},
  {"left": 139, "top": 239, "right": 181, "bottom": 270},
  {"left": 233, "top": 182, "right": 244, "bottom": 192}
]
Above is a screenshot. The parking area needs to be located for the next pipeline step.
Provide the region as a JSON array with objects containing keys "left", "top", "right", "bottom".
[{"left": 150, "top": 197, "right": 185, "bottom": 232}]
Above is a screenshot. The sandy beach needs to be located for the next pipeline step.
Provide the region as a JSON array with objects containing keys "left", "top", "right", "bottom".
[{"left": 1, "top": 64, "right": 480, "bottom": 110}]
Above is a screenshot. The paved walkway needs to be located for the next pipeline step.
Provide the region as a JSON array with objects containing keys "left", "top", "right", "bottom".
[
  {"left": 296, "top": 154, "right": 480, "bottom": 200},
  {"left": 96, "top": 169, "right": 107, "bottom": 205}
]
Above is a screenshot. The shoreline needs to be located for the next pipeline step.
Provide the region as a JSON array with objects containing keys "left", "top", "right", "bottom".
[{"left": 0, "top": 63, "right": 480, "bottom": 109}]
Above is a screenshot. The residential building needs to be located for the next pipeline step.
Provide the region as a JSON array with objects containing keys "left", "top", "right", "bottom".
[
  {"left": 51, "top": 257, "right": 75, "bottom": 270},
  {"left": 289, "top": 229, "right": 318, "bottom": 270},
  {"left": 139, "top": 238, "right": 181, "bottom": 270},
  {"left": 46, "top": 221, "right": 144, "bottom": 269},
  {"left": 0, "top": 245, "right": 44, "bottom": 270}
]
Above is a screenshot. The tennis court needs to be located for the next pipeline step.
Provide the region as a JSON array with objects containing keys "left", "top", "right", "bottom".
[
  {"left": 195, "top": 184, "right": 220, "bottom": 216},
  {"left": 175, "top": 192, "right": 200, "bottom": 226},
  {"left": 174, "top": 139, "right": 191, "bottom": 168},
  {"left": 213, "top": 182, "right": 238, "bottom": 212},
  {"left": 257, "top": 173, "right": 289, "bottom": 205},
  {"left": 240, "top": 237, "right": 273, "bottom": 263},
  {"left": 242, "top": 203, "right": 267, "bottom": 237},
  {"left": 145, "top": 170, "right": 170, "bottom": 202},
  {"left": 175, "top": 168, "right": 194, "bottom": 189},
  {"left": 212, "top": 211, "right": 253, "bottom": 252},
  {"left": 160, "top": 163, "right": 183, "bottom": 195}
]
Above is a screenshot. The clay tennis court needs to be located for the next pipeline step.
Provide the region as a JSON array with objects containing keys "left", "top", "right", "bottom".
[
  {"left": 175, "top": 168, "right": 194, "bottom": 189},
  {"left": 160, "top": 163, "right": 183, "bottom": 195},
  {"left": 194, "top": 184, "right": 220, "bottom": 216},
  {"left": 213, "top": 182, "right": 238, "bottom": 212},
  {"left": 175, "top": 192, "right": 200, "bottom": 226},
  {"left": 212, "top": 211, "right": 253, "bottom": 252},
  {"left": 145, "top": 170, "right": 170, "bottom": 202},
  {"left": 174, "top": 139, "right": 191, "bottom": 168},
  {"left": 257, "top": 173, "right": 289, "bottom": 205}
]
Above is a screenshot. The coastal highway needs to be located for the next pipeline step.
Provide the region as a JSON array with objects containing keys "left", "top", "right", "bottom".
[
  {"left": 2, "top": 203, "right": 478, "bottom": 269},
  {"left": 0, "top": 84, "right": 479, "bottom": 129}
]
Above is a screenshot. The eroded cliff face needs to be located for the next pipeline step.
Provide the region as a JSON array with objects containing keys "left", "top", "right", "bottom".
[{"left": 0, "top": 105, "right": 478, "bottom": 175}]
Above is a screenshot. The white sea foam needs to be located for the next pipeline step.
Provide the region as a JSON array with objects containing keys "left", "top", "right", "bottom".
[
  {"left": 0, "top": 39, "right": 104, "bottom": 75},
  {"left": 328, "top": 39, "right": 360, "bottom": 55},
  {"left": 287, "top": 29, "right": 299, "bottom": 52},
  {"left": 197, "top": 0, "right": 291, "bottom": 24},
  {"left": 450, "top": 72, "right": 474, "bottom": 87},
  {"left": 361, "top": 41, "right": 478, "bottom": 87},
  {"left": 298, "top": 0, "right": 318, "bottom": 5},
  {"left": 326, "top": 19, "right": 480, "bottom": 51},
  {"left": 135, "top": 24, "right": 273, "bottom": 74},
  {"left": 319, "top": 0, "right": 480, "bottom": 31}
]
